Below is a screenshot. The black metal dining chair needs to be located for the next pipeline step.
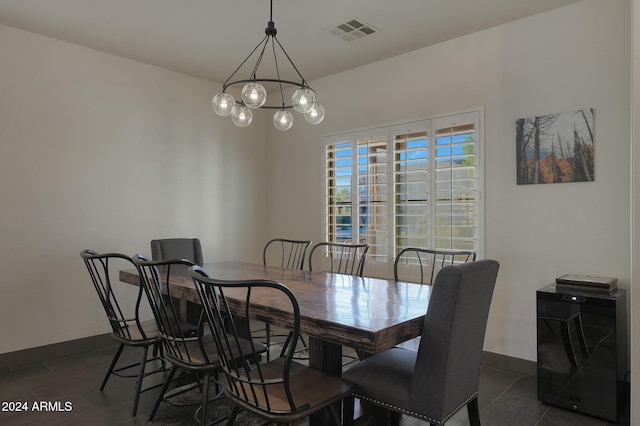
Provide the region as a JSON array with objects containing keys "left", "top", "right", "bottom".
[
  {"left": 342, "top": 259, "right": 499, "bottom": 426},
  {"left": 393, "top": 248, "right": 476, "bottom": 351},
  {"left": 260, "top": 238, "right": 312, "bottom": 361},
  {"left": 308, "top": 242, "right": 370, "bottom": 277},
  {"left": 132, "top": 254, "right": 243, "bottom": 426},
  {"left": 263, "top": 237, "right": 312, "bottom": 270},
  {"left": 308, "top": 241, "right": 369, "bottom": 366},
  {"left": 394, "top": 247, "right": 476, "bottom": 285},
  {"left": 80, "top": 250, "right": 165, "bottom": 417},
  {"left": 190, "top": 265, "right": 354, "bottom": 425}
]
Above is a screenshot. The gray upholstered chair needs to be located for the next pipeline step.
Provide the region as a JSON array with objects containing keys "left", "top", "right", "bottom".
[
  {"left": 151, "top": 238, "right": 203, "bottom": 265},
  {"left": 151, "top": 238, "right": 203, "bottom": 323},
  {"left": 342, "top": 259, "right": 499, "bottom": 426},
  {"left": 393, "top": 248, "right": 476, "bottom": 352}
]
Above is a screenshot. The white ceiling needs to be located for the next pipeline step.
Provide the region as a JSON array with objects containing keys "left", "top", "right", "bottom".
[{"left": 0, "top": 0, "right": 581, "bottom": 84}]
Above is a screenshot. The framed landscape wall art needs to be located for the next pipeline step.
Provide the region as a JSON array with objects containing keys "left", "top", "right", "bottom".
[{"left": 516, "top": 108, "right": 594, "bottom": 185}]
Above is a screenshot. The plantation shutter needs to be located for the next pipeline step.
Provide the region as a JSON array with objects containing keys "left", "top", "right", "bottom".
[
  {"left": 354, "top": 128, "right": 390, "bottom": 263},
  {"left": 432, "top": 112, "right": 479, "bottom": 251},
  {"left": 323, "top": 110, "right": 482, "bottom": 276},
  {"left": 392, "top": 120, "right": 430, "bottom": 253}
]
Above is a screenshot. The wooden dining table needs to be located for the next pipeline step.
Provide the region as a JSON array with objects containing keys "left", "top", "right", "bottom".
[{"left": 120, "top": 261, "right": 432, "bottom": 424}]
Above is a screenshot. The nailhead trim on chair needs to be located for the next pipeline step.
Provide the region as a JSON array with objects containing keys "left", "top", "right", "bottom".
[
  {"left": 538, "top": 315, "right": 572, "bottom": 322},
  {"left": 351, "top": 391, "right": 479, "bottom": 425}
]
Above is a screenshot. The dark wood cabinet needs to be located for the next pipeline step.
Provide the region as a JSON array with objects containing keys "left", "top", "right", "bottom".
[{"left": 536, "top": 284, "right": 626, "bottom": 422}]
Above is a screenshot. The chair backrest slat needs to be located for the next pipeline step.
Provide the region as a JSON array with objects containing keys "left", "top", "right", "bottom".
[
  {"left": 81, "top": 250, "right": 149, "bottom": 342},
  {"left": 394, "top": 248, "right": 476, "bottom": 284},
  {"left": 263, "top": 238, "right": 312, "bottom": 270},
  {"left": 308, "top": 242, "right": 370, "bottom": 277}
]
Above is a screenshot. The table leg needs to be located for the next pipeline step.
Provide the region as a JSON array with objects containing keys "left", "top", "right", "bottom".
[
  {"left": 308, "top": 336, "right": 343, "bottom": 426},
  {"left": 308, "top": 336, "right": 343, "bottom": 376},
  {"left": 307, "top": 339, "right": 389, "bottom": 426}
]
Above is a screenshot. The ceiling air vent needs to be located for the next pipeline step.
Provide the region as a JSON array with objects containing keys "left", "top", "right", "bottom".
[{"left": 325, "top": 19, "right": 377, "bottom": 42}]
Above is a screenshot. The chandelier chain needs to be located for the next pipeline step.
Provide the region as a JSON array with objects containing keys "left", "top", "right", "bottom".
[
  {"left": 223, "top": 35, "right": 268, "bottom": 89},
  {"left": 272, "top": 35, "right": 308, "bottom": 88}
]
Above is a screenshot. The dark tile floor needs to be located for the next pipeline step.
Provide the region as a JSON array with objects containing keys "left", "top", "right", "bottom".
[{"left": 0, "top": 341, "right": 630, "bottom": 426}]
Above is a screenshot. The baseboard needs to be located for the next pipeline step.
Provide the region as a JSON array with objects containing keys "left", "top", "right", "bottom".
[
  {"left": 0, "top": 333, "right": 115, "bottom": 372},
  {"left": 1, "top": 335, "right": 537, "bottom": 378},
  {"left": 482, "top": 350, "right": 537, "bottom": 377}
]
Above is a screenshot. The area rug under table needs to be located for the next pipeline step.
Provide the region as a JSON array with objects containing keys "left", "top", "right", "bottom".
[
  {"left": 143, "top": 383, "right": 309, "bottom": 426},
  {"left": 145, "top": 339, "right": 332, "bottom": 425}
]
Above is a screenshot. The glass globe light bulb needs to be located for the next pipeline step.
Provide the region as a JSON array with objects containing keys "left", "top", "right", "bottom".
[
  {"left": 241, "top": 82, "right": 267, "bottom": 109},
  {"left": 273, "top": 110, "right": 293, "bottom": 131},
  {"left": 292, "top": 88, "right": 316, "bottom": 113},
  {"left": 212, "top": 92, "right": 235, "bottom": 116},
  {"left": 304, "top": 103, "right": 325, "bottom": 124},
  {"left": 231, "top": 105, "right": 253, "bottom": 127}
]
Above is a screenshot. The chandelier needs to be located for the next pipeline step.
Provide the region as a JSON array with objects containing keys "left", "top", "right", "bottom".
[{"left": 211, "top": 0, "right": 325, "bottom": 131}]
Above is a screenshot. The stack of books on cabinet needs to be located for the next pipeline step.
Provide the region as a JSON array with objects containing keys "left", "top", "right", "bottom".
[{"left": 555, "top": 274, "right": 617, "bottom": 294}]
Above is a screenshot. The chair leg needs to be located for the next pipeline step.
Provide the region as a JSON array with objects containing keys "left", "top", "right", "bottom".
[
  {"left": 467, "top": 397, "right": 481, "bottom": 426},
  {"left": 101, "top": 343, "right": 125, "bottom": 390},
  {"left": 280, "top": 331, "right": 294, "bottom": 358},
  {"left": 342, "top": 396, "right": 354, "bottom": 426},
  {"left": 265, "top": 323, "right": 271, "bottom": 362},
  {"left": 158, "top": 343, "right": 167, "bottom": 369},
  {"left": 328, "top": 404, "right": 343, "bottom": 426},
  {"left": 131, "top": 345, "right": 150, "bottom": 416},
  {"left": 149, "top": 365, "right": 177, "bottom": 421},
  {"left": 299, "top": 334, "right": 308, "bottom": 349},
  {"left": 389, "top": 411, "right": 401, "bottom": 426},
  {"left": 199, "top": 373, "right": 210, "bottom": 426},
  {"left": 226, "top": 405, "right": 240, "bottom": 426}
]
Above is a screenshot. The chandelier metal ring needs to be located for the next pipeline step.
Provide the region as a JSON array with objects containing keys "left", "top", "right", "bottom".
[{"left": 222, "top": 79, "right": 307, "bottom": 110}]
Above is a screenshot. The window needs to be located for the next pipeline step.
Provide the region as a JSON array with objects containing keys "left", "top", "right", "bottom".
[{"left": 323, "top": 111, "right": 482, "bottom": 276}]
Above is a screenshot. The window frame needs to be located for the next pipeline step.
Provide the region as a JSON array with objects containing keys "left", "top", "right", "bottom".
[{"left": 321, "top": 109, "right": 484, "bottom": 278}]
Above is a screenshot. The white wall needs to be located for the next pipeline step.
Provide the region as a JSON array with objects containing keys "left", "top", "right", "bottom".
[
  {"left": 0, "top": 24, "right": 268, "bottom": 354},
  {"left": 265, "top": 0, "right": 631, "bottom": 364}
]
